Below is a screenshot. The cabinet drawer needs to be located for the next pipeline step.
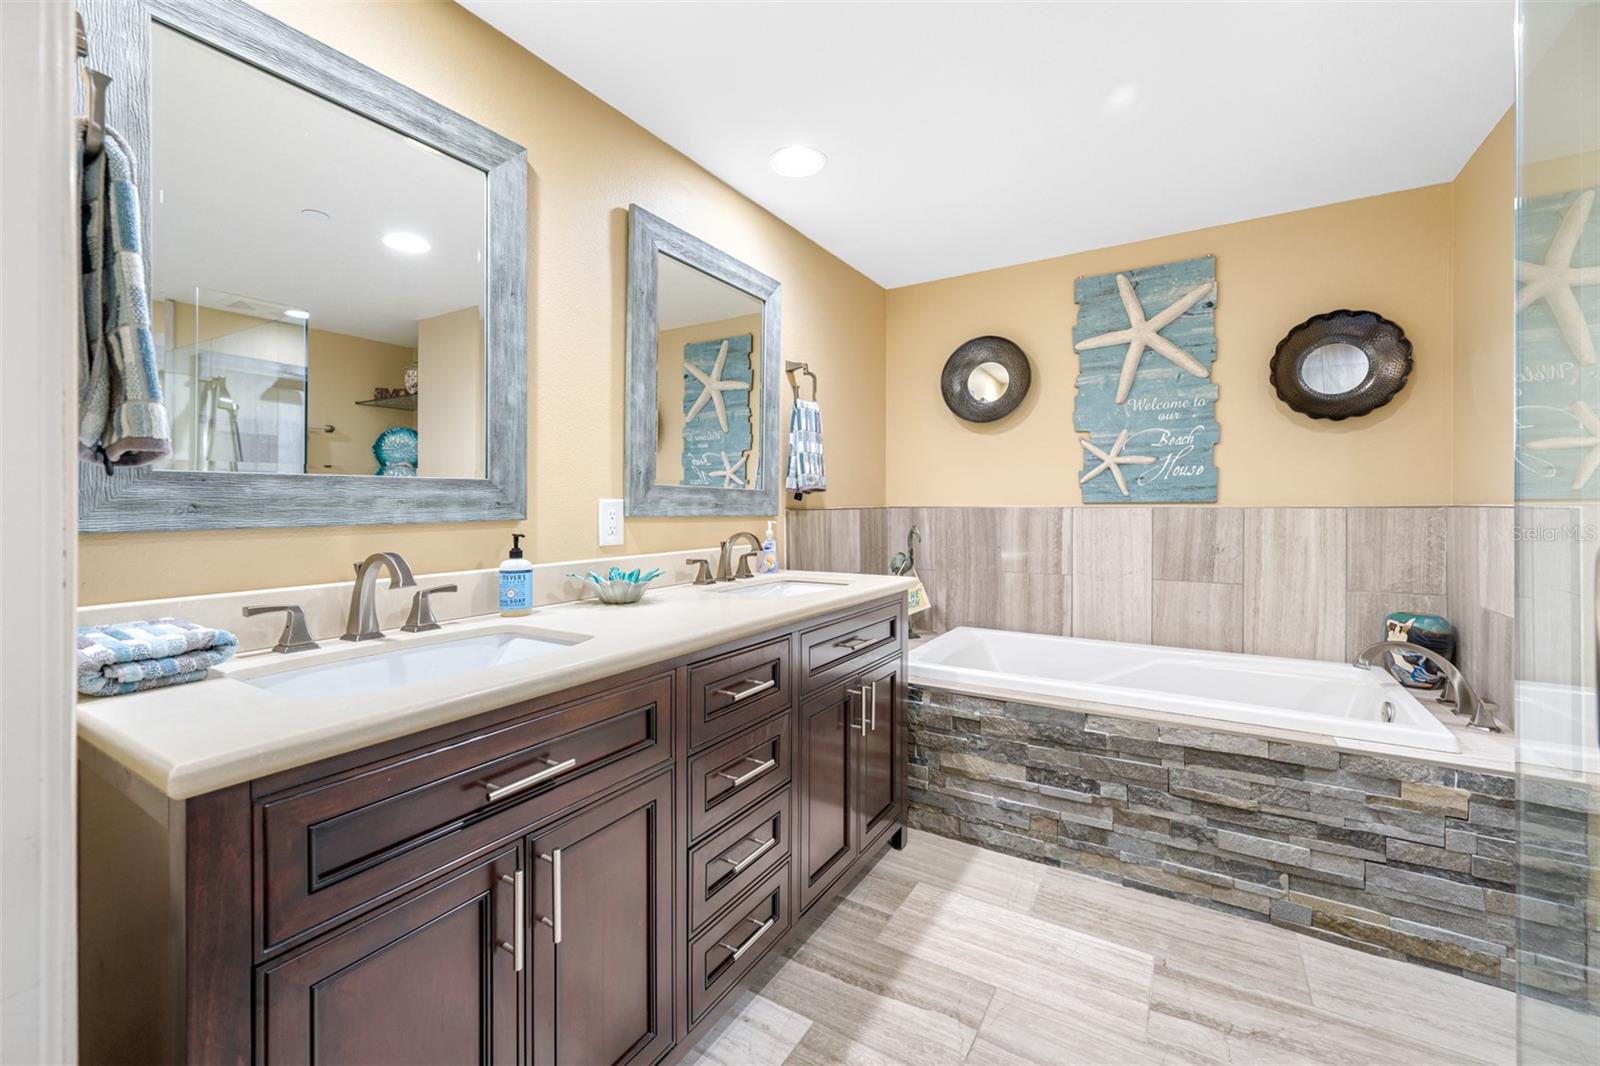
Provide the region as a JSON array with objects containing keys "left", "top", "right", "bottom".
[
  {"left": 260, "top": 674, "right": 673, "bottom": 951},
  {"left": 688, "top": 862, "right": 792, "bottom": 1024},
  {"left": 798, "top": 601, "right": 901, "bottom": 693},
  {"left": 687, "top": 635, "right": 791, "bottom": 750},
  {"left": 688, "top": 788, "right": 791, "bottom": 934},
  {"left": 687, "top": 713, "right": 791, "bottom": 841}
]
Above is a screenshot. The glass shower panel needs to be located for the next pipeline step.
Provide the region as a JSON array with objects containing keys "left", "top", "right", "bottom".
[{"left": 1514, "top": 1, "right": 1599, "bottom": 1060}]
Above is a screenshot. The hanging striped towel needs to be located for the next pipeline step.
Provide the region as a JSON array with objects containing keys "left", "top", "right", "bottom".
[
  {"left": 77, "top": 619, "right": 237, "bottom": 697},
  {"left": 785, "top": 399, "right": 827, "bottom": 498},
  {"left": 79, "top": 121, "right": 171, "bottom": 469}
]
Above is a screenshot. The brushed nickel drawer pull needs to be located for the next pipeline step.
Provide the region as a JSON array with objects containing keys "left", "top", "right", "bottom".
[
  {"left": 715, "top": 756, "right": 776, "bottom": 787},
  {"left": 498, "top": 871, "right": 524, "bottom": 971},
  {"left": 484, "top": 756, "right": 577, "bottom": 803},
  {"left": 718, "top": 915, "right": 776, "bottom": 961},
  {"left": 721, "top": 835, "right": 777, "bottom": 874},
  {"left": 834, "top": 634, "right": 872, "bottom": 650},
  {"left": 537, "top": 850, "right": 562, "bottom": 944},
  {"left": 714, "top": 677, "right": 776, "bottom": 703},
  {"left": 869, "top": 680, "right": 878, "bottom": 732},
  {"left": 850, "top": 687, "right": 870, "bottom": 736}
]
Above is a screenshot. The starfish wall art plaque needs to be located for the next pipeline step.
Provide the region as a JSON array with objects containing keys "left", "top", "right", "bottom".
[
  {"left": 1515, "top": 187, "right": 1600, "bottom": 503},
  {"left": 680, "top": 333, "right": 755, "bottom": 487},
  {"left": 1072, "top": 255, "right": 1220, "bottom": 503}
]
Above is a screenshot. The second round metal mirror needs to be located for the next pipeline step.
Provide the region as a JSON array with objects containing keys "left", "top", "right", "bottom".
[{"left": 941, "top": 336, "right": 1032, "bottom": 423}]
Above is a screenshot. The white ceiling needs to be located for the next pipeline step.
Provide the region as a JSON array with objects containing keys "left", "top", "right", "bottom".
[
  {"left": 463, "top": 0, "right": 1514, "bottom": 288},
  {"left": 151, "top": 23, "right": 486, "bottom": 346}
]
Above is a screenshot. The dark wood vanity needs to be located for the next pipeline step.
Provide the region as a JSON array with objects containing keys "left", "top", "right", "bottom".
[{"left": 79, "top": 595, "right": 908, "bottom": 1065}]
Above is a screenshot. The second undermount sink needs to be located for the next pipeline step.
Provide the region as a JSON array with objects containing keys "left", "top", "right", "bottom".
[
  {"left": 717, "top": 579, "right": 843, "bottom": 599},
  {"left": 240, "top": 631, "right": 588, "bottom": 700}
]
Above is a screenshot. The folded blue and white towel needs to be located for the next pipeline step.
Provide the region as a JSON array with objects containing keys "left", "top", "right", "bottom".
[
  {"left": 76, "top": 618, "right": 237, "bottom": 697},
  {"left": 79, "top": 121, "right": 171, "bottom": 469},
  {"left": 785, "top": 399, "right": 827, "bottom": 498}
]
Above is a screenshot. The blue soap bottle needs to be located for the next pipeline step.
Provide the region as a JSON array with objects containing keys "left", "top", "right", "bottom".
[{"left": 499, "top": 532, "right": 533, "bottom": 616}]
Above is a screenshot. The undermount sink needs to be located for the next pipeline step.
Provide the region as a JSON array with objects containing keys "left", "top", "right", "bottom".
[
  {"left": 240, "top": 631, "right": 586, "bottom": 700},
  {"left": 717, "top": 579, "right": 842, "bottom": 599}
]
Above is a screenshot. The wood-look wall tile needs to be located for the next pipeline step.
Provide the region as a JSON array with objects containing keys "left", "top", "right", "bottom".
[
  {"left": 857, "top": 508, "right": 890, "bottom": 577},
  {"left": 1347, "top": 508, "right": 1448, "bottom": 596},
  {"left": 822, "top": 508, "right": 863, "bottom": 572},
  {"left": 785, "top": 509, "right": 824, "bottom": 571},
  {"left": 1152, "top": 580, "right": 1244, "bottom": 653},
  {"left": 1070, "top": 508, "right": 1153, "bottom": 643},
  {"left": 1000, "top": 572, "right": 1068, "bottom": 635},
  {"left": 1447, "top": 507, "right": 1518, "bottom": 725},
  {"left": 1511, "top": 506, "right": 1582, "bottom": 690},
  {"left": 1242, "top": 509, "right": 1347, "bottom": 661},
  {"left": 1152, "top": 508, "right": 1244, "bottom": 585},
  {"left": 1000, "top": 508, "right": 1066, "bottom": 574},
  {"left": 1346, "top": 591, "right": 1448, "bottom": 662}
]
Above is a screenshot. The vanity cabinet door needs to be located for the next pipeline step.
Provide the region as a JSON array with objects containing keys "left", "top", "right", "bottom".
[
  {"left": 796, "top": 683, "right": 860, "bottom": 912},
  {"left": 528, "top": 771, "right": 673, "bottom": 1066},
  {"left": 857, "top": 657, "right": 904, "bottom": 854},
  {"left": 258, "top": 848, "right": 521, "bottom": 1066}
]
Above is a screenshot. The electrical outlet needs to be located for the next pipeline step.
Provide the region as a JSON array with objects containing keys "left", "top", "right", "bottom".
[{"left": 598, "top": 498, "right": 624, "bottom": 546}]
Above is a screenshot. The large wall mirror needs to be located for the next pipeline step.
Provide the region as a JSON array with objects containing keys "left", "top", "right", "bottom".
[
  {"left": 626, "top": 206, "right": 781, "bottom": 516},
  {"left": 78, "top": 0, "right": 527, "bottom": 531}
]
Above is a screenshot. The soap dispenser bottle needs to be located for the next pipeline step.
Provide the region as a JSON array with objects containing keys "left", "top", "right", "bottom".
[
  {"left": 499, "top": 532, "right": 533, "bottom": 616},
  {"left": 760, "top": 520, "right": 780, "bottom": 574}
]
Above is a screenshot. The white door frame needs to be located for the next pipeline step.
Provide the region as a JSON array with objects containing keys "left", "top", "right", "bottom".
[{"left": 0, "top": 2, "right": 80, "bottom": 1062}]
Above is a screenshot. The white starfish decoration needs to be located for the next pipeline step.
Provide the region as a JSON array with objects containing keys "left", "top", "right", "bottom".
[
  {"left": 1074, "top": 273, "right": 1216, "bottom": 404},
  {"left": 685, "top": 339, "right": 751, "bottom": 432},
  {"left": 1079, "top": 428, "right": 1156, "bottom": 497},
  {"left": 706, "top": 450, "right": 750, "bottom": 487},
  {"left": 1518, "top": 189, "right": 1600, "bottom": 366},
  {"left": 1525, "top": 400, "right": 1600, "bottom": 490}
]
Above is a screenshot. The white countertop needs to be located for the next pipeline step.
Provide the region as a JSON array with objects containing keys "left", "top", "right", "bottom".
[{"left": 79, "top": 571, "right": 914, "bottom": 800}]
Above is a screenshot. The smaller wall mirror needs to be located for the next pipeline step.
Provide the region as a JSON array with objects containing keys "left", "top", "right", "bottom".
[
  {"left": 1270, "top": 310, "right": 1412, "bottom": 421},
  {"left": 941, "top": 336, "right": 1032, "bottom": 423},
  {"left": 627, "top": 206, "right": 781, "bottom": 516}
]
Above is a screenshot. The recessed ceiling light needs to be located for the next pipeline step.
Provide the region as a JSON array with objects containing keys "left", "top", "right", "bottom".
[
  {"left": 283, "top": 308, "right": 311, "bottom": 320},
  {"left": 382, "top": 231, "right": 431, "bottom": 255},
  {"left": 1105, "top": 83, "right": 1140, "bottom": 114},
  {"left": 300, "top": 208, "right": 330, "bottom": 222},
  {"left": 769, "top": 145, "right": 827, "bottom": 178}
]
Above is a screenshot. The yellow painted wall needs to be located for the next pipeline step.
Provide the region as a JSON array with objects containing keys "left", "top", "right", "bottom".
[
  {"left": 79, "top": 0, "right": 886, "bottom": 605},
  {"left": 885, "top": 184, "right": 1460, "bottom": 506},
  {"left": 306, "top": 331, "right": 417, "bottom": 476},
  {"left": 655, "top": 313, "right": 765, "bottom": 486},
  {"left": 1450, "top": 109, "right": 1516, "bottom": 505},
  {"left": 416, "top": 306, "right": 484, "bottom": 479}
]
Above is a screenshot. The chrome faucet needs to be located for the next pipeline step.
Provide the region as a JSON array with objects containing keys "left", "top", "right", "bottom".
[
  {"left": 716, "top": 531, "right": 764, "bottom": 582},
  {"left": 343, "top": 552, "right": 417, "bottom": 641},
  {"left": 1352, "top": 640, "right": 1501, "bottom": 732}
]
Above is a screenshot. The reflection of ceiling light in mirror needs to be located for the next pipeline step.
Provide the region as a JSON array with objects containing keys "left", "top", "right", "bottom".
[
  {"left": 382, "top": 231, "right": 431, "bottom": 255},
  {"left": 1104, "top": 83, "right": 1140, "bottom": 114},
  {"left": 283, "top": 308, "right": 311, "bottom": 320},
  {"left": 769, "top": 145, "right": 827, "bottom": 177},
  {"left": 300, "top": 208, "right": 330, "bottom": 222}
]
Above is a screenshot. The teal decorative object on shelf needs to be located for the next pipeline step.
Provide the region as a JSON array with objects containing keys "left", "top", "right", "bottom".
[
  {"left": 372, "top": 426, "right": 418, "bottom": 477},
  {"left": 568, "top": 566, "right": 664, "bottom": 605},
  {"left": 1382, "top": 612, "right": 1457, "bottom": 690}
]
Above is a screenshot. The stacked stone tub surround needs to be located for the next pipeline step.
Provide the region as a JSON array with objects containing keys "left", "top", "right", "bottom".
[{"left": 907, "top": 686, "right": 1592, "bottom": 1003}]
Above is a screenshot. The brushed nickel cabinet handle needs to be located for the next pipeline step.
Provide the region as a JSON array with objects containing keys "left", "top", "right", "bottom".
[
  {"left": 850, "top": 687, "right": 870, "bottom": 736},
  {"left": 498, "top": 870, "right": 523, "bottom": 971},
  {"left": 834, "top": 635, "right": 872, "bottom": 650},
  {"left": 714, "top": 678, "right": 776, "bottom": 703},
  {"left": 869, "top": 680, "right": 878, "bottom": 732},
  {"left": 722, "top": 835, "right": 777, "bottom": 874},
  {"left": 484, "top": 756, "right": 576, "bottom": 803},
  {"left": 718, "top": 915, "right": 776, "bottom": 961},
  {"left": 715, "top": 756, "right": 776, "bottom": 786},
  {"left": 538, "top": 850, "right": 562, "bottom": 944}
]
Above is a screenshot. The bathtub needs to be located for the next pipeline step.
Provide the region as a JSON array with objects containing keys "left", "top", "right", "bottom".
[{"left": 909, "top": 627, "right": 1460, "bottom": 754}]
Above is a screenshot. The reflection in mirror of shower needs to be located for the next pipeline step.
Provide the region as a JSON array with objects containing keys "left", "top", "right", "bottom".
[{"left": 159, "top": 309, "right": 308, "bottom": 474}]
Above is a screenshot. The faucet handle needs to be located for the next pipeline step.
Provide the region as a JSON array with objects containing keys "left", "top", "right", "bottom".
[
  {"left": 402, "top": 584, "right": 457, "bottom": 633},
  {"left": 686, "top": 558, "right": 715, "bottom": 585},
  {"left": 242, "top": 605, "right": 319, "bottom": 654},
  {"left": 734, "top": 552, "right": 756, "bottom": 579}
]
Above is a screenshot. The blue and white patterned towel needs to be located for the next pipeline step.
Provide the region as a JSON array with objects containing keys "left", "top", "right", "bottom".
[
  {"left": 785, "top": 399, "right": 827, "bottom": 498},
  {"left": 77, "top": 619, "right": 237, "bottom": 697},
  {"left": 79, "top": 121, "right": 171, "bottom": 469}
]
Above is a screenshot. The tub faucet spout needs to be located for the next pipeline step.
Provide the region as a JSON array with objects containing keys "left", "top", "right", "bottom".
[{"left": 1352, "top": 640, "right": 1500, "bottom": 733}]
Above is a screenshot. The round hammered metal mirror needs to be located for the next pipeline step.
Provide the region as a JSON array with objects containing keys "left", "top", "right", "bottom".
[
  {"left": 941, "top": 336, "right": 1032, "bottom": 422},
  {"left": 1270, "top": 310, "right": 1412, "bottom": 421}
]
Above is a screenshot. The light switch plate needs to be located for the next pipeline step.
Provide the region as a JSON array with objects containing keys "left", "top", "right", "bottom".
[{"left": 598, "top": 498, "right": 624, "bottom": 546}]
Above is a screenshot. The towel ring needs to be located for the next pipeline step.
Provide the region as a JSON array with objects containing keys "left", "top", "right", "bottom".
[{"left": 785, "top": 360, "right": 818, "bottom": 402}]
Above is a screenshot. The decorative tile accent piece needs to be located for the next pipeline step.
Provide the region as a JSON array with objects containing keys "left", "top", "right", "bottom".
[
  {"left": 1073, "top": 257, "right": 1219, "bottom": 503},
  {"left": 907, "top": 685, "right": 1589, "bottom": 999}
]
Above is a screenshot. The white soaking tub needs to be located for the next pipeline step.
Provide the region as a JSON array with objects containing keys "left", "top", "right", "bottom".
[{"left": 909, "top": 627, "right": 1460, "bottom": 754}]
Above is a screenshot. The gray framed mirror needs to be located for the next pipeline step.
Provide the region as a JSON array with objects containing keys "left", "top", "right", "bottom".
[
  {"left": 1269, "top": 309, "right": 1413, "bottom": 421},
  {"left": 77, "top": 0, "right": 527, "bottom": 532},
  {"left": 626, "top": 205, "right": 781, "bottom": 516},
  {"left": 940, "top": 336, "right": 1032, "bottom": 423}
]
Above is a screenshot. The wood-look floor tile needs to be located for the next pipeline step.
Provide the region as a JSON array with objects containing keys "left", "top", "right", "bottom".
[
  {"left": 966, "top": 990, "right": 1163, "bottom": 1066},
  {"left": 871, "top": 830, "right": 1046, "bottom": 911},
  {"left": 783, "top": 1020, "right": 929, "bottom": 1066},
  {"left": 683, "top": 990, "right": 811, "bottom": 1066}
]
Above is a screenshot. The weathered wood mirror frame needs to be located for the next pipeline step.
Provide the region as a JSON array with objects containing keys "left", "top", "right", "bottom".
[
  {"left": 625, "top": 205, "right": 782, "bottom": 517},
  {"left": 77, "top": 0, "right": 527, "bottom": 532}
]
